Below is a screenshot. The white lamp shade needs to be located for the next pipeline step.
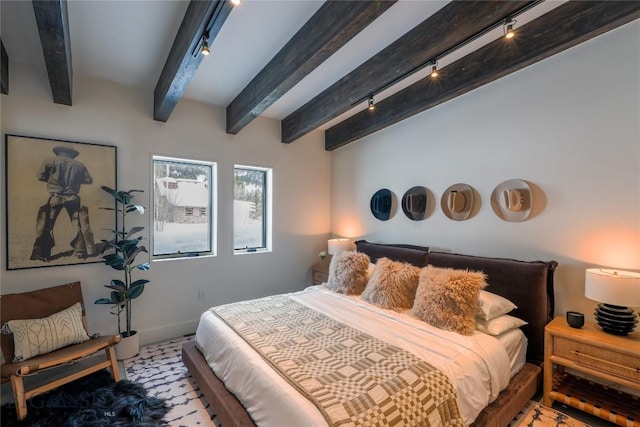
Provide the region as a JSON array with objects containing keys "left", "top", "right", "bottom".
[
  {"left": 328, "top": 239, "right": 352, "bottom": 255},
  {"left": 585, "top": 268, "right": 640, "bottom": 307}
]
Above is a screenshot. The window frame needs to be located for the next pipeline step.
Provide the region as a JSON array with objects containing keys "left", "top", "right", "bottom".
[
  {"left": 151, "top": 155, "right": 217, "bottom": 260},
  {"left": 233, "top": 164, "right": 272, "bottom": 254}
]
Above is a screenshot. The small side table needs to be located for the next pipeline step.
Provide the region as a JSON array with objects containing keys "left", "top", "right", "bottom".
[
  {"left": 311, "top": 259, "right": 330, "bottom": 285},
  {"left": 543, "top": 316, "right": 640, "bottom": 426}
]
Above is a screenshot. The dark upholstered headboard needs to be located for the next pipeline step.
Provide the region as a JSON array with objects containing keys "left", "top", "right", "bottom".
[
  {"left": 427, "top": 252, "right": 557, "bottom": 365},
  {"left": 354, "top": 241, "right": 557, "bottom": 365},
  {"left": 354, "top": 240, "right": 429, "bottom": 266}
]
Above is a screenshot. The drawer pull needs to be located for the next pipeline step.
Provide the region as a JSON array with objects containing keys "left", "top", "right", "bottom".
[{"left": 571, "top": 350, "right": 639, "bottom": 373}]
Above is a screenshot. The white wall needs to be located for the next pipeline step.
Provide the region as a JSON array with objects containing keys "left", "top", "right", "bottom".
[
  {"left": 331, "top": 21, "right": 640, "bottom": 320},
  {"left": 0, "top": 66, "right": 332, "bottom": 344}
]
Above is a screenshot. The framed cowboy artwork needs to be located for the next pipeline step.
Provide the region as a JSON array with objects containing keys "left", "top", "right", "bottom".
[{"left": 4, "top": 135, "right": 117, "bottom": 270}]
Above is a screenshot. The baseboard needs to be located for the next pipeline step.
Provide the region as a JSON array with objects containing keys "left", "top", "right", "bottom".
[{"left": 138, "top": 319, "right": 199, "bottom": 346}]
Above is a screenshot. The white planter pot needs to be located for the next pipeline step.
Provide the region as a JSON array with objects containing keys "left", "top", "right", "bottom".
[{"left": 115, "top": 331, "right": 139, "bottom": 360}]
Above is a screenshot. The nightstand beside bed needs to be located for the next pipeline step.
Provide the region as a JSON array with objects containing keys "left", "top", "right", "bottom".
[
  {"left": 311, "top": 260, "right": 330, "bottom": 285},
  {"left": 543, "top": 316, "right": 640, "bottom": 426}
]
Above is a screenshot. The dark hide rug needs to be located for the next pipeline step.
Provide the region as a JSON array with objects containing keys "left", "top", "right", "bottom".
[{"left": 1, "top": 369, "right": 169, "bottom": 427}]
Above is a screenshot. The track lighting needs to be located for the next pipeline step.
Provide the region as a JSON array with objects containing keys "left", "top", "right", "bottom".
[
  {"left": 504, "top": 19, "right": 516, "bottom": 39},
  {"left": 430, "top": 62, "right": 438, "bottom": 78},
  {"left": 201, "top": 34, "right": 210, "bottom": 56},
  {"left": 349, "top": 2, "right": 538, "bottom": 111}
]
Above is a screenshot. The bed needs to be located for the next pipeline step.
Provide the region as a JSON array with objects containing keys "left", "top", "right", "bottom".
[{"left": 183, "top": 241, "right": 557, "bottom": 426}]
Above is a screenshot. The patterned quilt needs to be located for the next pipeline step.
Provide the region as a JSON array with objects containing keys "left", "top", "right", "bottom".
[{"left": 211, "top": 295, "right": 463, "bottom": 426}]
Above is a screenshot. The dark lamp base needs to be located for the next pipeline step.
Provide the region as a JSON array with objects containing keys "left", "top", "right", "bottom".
[{"left": 594, "top": 303, "right": 638, "bottom": 336}]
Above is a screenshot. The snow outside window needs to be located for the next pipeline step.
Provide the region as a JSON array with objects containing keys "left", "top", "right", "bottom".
[
  {"left": 234, "top": 165, "right": 271, "bottom": 253},
  {"left": 152, "top": 156, "right": 216, "bottom": 258}
]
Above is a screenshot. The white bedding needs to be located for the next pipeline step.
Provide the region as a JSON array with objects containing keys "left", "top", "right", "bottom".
[
  {"left": 497, "top": 327, "right": 527, "bottom": 378},
  {"left": 195, "top": 286, "right": 518, "bottom": 426}
]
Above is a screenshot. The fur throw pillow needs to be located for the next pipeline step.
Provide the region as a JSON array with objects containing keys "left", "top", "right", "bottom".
[
  {"left": 325, "top": 251, "right": 371, "bottom": 295},
  {"left": 361, "top": 258, "right": 420, "bottom": 310},
  {"left": 412, "top": 266, "right": 487, "bottom": 335}
]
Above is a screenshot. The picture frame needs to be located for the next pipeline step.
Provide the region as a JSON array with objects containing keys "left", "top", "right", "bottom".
[{"left": 4, "top": 134, "right": 117, "bottom": 270}]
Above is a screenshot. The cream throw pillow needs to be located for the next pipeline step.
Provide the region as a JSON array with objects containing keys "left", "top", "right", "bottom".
[
  {"left": 412, "top": 266, "right": 487, "bottom": 335},
  {"left": 4, "top": 302, "right": 90, "bottom": 362},
  {"left": 361, "top": 258, "right": 420, "bottom": 311}
]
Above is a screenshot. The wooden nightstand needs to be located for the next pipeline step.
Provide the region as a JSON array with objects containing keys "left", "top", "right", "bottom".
[
  {"left": 311, "top": 260, "right": 330, "bottom": 285},
  {"left": 543, "top": 316, "right": 640, "bottom": 426}
]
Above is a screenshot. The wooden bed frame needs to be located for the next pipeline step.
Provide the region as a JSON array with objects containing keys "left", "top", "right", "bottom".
[{"left": 183, "top": 242, "right": 557, "bottom": 427}]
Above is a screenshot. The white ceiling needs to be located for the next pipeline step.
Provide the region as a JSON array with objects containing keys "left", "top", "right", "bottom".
[{"left": 1, "top": 0, "right": 564, "bottom": 129}]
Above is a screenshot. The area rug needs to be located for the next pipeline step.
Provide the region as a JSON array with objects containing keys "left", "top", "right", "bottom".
[
  {"left": 510, "top": 400, "right": 590, "bottom": 427},
  {"left": 0, "top": 369, "right": 169, "bottom": 427},
  {"left": 123, "top": 336, "right": 221, "bottom": 427}
]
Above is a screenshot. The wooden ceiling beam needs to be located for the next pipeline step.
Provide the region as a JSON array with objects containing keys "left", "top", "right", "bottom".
[
  {"left": 226, "top": 0, "right": 396, "bottom": 135},
  {"left": 1, "top": 39, "right": 8, "bottom": 95},
  {"left": 154, "top": 0, "right": 233, "bottom": 122},
  {"left": 281, "top": 0, "right": 537, "bottom": 144},
  {"left": 325, "top": 1, "right": 640, "bottom": 151},
  {"left": 32, "top": 0, "right": 72, "bottom": 105}
]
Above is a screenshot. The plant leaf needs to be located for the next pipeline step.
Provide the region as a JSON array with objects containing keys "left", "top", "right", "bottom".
[
  {"left": 94, "top": 298, "right": 113, "bottom": 304},
  {"left": 128, "top": 287, "right": 144, "bottom": 300},
  {"left": 104, "top": 285, "right": 126, "bottom": 292},
  {"left": 101, "top": 186, "right": 118, "bottom": 198},
  {"left": 136, "top": 262, "right": 150, "bottom": 271},
  {"left": 126, "top": 226, "right": 144, "bottom": 237},
  {"left": 125, "top": 246, "right": 147, "bottom": 264},
  {"left": 111, "top": 291, "right": 124, "bottom": 303},
  {"left": 131, "top": 279, "right": 150, "bottom": 286}
]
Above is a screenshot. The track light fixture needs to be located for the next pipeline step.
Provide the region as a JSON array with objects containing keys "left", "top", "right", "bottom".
[
  {"left": 349, "top": 1, "right": 539, "bottom": 111},
  {"left": 504, "top": 19, "right": 516, "bottom": 39},
  {"left": 430, "top": 62, "right": 438, "bottom": 78},
  {"left": 201, "top": 33, "right": 210, "bottom": 56}
]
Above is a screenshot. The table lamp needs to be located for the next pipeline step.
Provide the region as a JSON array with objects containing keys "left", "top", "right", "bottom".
[
  {"left": 584, "top": 268, "right": 640, "bottom": 335},
  {"left": 328, "top": 238, "right": 352, "bottom": 256}
]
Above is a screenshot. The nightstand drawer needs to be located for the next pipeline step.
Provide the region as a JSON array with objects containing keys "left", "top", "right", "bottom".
[
  {"left": 312, "top": 270, "right": 328, "bottom": 285},
  {"left": 555, "top": 336, "right": 640, "bottom": 382}
]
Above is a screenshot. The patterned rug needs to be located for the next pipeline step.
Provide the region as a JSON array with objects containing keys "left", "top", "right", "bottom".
[
  {"left": 123, "top": 336, "right": 221, "bottom": 427},
  {"left": 510, "top": 400, "right": 590, "bottom": 427},
  {"left": 125, "top": 336, "right": 591, "bottom": 427}
]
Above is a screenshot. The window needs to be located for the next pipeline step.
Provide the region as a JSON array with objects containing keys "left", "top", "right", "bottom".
[
  {"left": 234, "top": 165, "right": 271, "bottom": 253},
  {"left": 153, "top": 156, "right": 216, "bottom": 258}
]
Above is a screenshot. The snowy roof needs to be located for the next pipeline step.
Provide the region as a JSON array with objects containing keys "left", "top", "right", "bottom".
[{"left": 156, "top": 178, "right": 208, "bottom": 207}]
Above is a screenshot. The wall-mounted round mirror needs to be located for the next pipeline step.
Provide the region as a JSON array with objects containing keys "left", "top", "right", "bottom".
[
  {"left": 370, "top": 188, "right": 394, "bottom": 221},
  {"left": 401, "top": 186, "right": 427, "bottom": 221}
]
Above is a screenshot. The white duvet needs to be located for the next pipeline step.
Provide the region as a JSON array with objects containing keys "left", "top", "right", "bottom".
[{"left": 195, "top": 286, "right": 513, "bottom": 426}]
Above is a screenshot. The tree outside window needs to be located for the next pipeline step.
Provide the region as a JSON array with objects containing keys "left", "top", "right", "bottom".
[{"left": 234, "top": 166, "right": 270, "bottom": 252}]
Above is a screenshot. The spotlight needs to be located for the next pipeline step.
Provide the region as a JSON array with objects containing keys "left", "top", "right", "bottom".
[
  {"left": 430, "top": 62, "right": 438, "bottom": 78},
  {"left": 230, "top": 0, "right": 241, "bottom": 5},
  {"left": 201, "top": 34, "right": 210, "bottom": 56},
  {"left": 504, "top": 19, "right": 516, "bottom": 39},
  {"left": 368, "top": 96, "right": 375, "bottom": 111}
]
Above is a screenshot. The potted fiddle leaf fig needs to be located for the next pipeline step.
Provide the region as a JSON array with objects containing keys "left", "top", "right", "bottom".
[{"left": 95, "top": 186, "right": 149, "bottom": 360}]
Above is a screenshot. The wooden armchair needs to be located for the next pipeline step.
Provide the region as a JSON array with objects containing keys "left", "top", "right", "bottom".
[{"left": 1, "top": 281, "right": 121, "bottom": 420}]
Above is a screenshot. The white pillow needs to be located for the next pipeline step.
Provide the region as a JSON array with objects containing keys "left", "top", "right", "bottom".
[
  {"left": 476, "top": 314, "right": 527, "bottom": 336},
  {"left": 3, "top": 302, "right": 90, "bottom": 362},
  {"left": 477, "top": 290, "right": 517, "bottom": 320}
]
